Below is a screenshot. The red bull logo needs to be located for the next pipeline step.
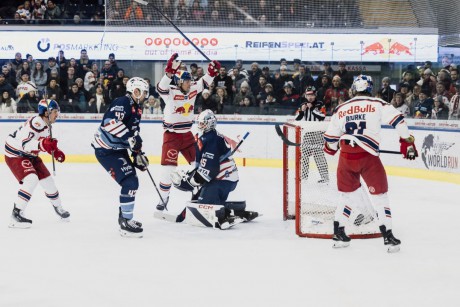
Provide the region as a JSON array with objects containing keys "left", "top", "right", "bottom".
[
  {"left": 362, "top": 39, "right": 413, "bottom": 57},
  {"left": 173, "top": 103, "right": 194, "bottom": 116}
]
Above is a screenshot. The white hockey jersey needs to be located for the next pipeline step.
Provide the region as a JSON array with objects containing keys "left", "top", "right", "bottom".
[
  {"left": 324, "top": 96, "right": 410, "bottom": 156},
  {"left": 5, "top": 116, "right": 49, "bottom": 158},
  {"left": 157, "top": 73, "right": 214, "bottom": 133}
]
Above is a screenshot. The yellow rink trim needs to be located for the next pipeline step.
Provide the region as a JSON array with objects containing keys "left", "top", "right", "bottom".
[{"left": 1, "top": 155, "right": 459, "bottom": 185}]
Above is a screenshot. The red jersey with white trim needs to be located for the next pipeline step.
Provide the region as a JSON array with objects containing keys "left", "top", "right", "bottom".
[
  {"left": 324, "top": 95, "right": 411, "bottom": 156},
  {"left": 5, "top": 116, "right": 49, "bottom": 158},
  {"left": 157, "top": 73, "right": 214, "bottom": 133}
]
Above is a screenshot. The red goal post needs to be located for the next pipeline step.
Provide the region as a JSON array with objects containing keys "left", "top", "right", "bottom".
[{"left": 282, "top": 121, "right": 381, "bottom": 239}]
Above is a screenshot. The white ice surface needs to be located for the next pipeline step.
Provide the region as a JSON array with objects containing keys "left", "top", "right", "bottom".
[{"left": 0, "top": 163, "right": 458, "bottom": 307}]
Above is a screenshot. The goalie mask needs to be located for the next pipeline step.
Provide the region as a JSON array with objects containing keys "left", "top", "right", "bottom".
[
  {"left": 196, "top": 109, "right": 217, "bottom": 133},
  {"left": 38, "top": 99, "right": 60, "bottom": 115},
  {"left": 352, "top": 74, "right": 373, "bottom": 94},
  {"left": 126, "top": 77, "right": 149, "bottom": 101}
]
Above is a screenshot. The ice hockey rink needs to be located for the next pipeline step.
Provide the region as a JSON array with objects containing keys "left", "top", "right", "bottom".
[{"left": 0, "top": 162, "right": 458, "bottom": 307}]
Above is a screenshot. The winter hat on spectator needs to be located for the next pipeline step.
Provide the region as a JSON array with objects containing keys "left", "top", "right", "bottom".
[
  {"left": 280, "top": 65, "right": 288, "bottom": 71},
  {"left": 265, "top": 83, "right": 273, "bottom": 89},
  {"left": 240, "top": 81, "right": 250, "bottom": 89},
  {"left": 283, "top": 81, "right": 294, "bottom": 88},
  {"left": 202, "top": 89, "right": 210, "bottom": 96},
  {"left": 424, "top": 69, "right": 434, "bottom": 76}
]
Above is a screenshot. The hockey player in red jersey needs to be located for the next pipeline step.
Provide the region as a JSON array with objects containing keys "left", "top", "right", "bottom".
[
  {"left": 4, "top": 99, "right": 69, "bottom": 228},
  {"left": 323, "top": 75, "right": 418, "bottom": 252},
  {"left": 156, "top": 53, "right": 221, "bottom": 210}
]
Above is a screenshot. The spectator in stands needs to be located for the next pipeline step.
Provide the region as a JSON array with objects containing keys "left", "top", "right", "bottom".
[
  {"left": 143, "top": 96, "right": 161, "bottom": 115},
  {"left": 17, "top": 87, "right": 39, "bottom": 113},
  {"left": 77, "top": 49, "right": 91, "bottom": 80},
  {"left": 196, "top": 67, "right": 204, "bottom": 80},
  {"left": 210, "top": 87, "right": 228, "bottom": 114},
  {"left": 10, "top": 53, "right": 23, "bottom": 72},
  {"left": 378, "top": 77, "right": 395, "bottom": 103},
  {"left": 57, "top": 50, "right": 67, "bottom": 80},
  {"left": 16, "top": 73, "right": 34, "bottom": 98},
  {"left": 291, "top": 59, "right": 302, "bottom": 77},
  {"left": 189, "top": 63, "right": 199, "bottom": 81},
  {"left": 16, "top": 3, "right": 31, "bottom": 23},
  {"left": 2, "top": 64, "right": 18, "bottom": 89},
  {"left": 431, "top": 96, "right": 449, "bottom": 120},
  {"left": 406, "top": 84, "right": 420, "bottom": 117},
  {"left": 10, "top": 12, "right": 26, "bottom": 24},
  {"left": 111, "top": 72, "right": 128, "bottom": 100},
  {"left": 75, "top": 78, "right": 90, "bottom": 101},
  {"left": 316, "top": 74, "right": 331, "bottom": 103},
  {"left": 16, "top": 61, "right": 31, "bottom": 84},
  {"left": 108, "top": 0, "right": 123, "bottom": 21},
  {"left": 191, "top": 0, "right": 206, "bottom": 23},
  {"left": 293, "top": 65, "right": 315, "bottom": 95},
  {"left": 253, "top": 75, "right": 268, "bottom": 103},
  {"left": 66, "top": 83, "right": 87, "bottom": 113},
  {"left": 213, "top": 66, "right": 233, "bottom": 101},
  {"left": 324, "top": 75, "right": 349, "bottom": 115},
  {"left": 234, "top": 80, "right": 254, "bottom": 107},
  {"left": 335, "top": 61, "right": 353, "bottom": 88},
  {"left": 280, "top": 81, "right": 300, "bottom": 108},
  {"left": 231, "top": 67, "right": 248, "bottom": 95},
  {"left": 108, "top": 53, "right": 119, "bottom": 72},
  {"left": 437, "top": 69, "right": 452, "bottom": 97},
  {"left": 261, "top": 66, "right": 274, "bottom": 86},
  {"left": 84, "top": 65, "right": 97, "bottom": 92},
  {"left": 31, "top": 0, "right": 46, "bottom": 23},
  {"left": 25, "top": 54, "right": 37, "bottom": 70},
  {"left": 322, "top": 62, "right": 334, "bottom": 78},
  {"left": 449, "top": 82, "right": 460, "bottom": 120},
  {"left": 434, "top": 82, "right": 451, "bottom": 110},
  {"left": 68, "top": 57, "right": 79, "bottom": 74},
  {"left": 62, "top": 66, "right": 77, "bottom": 97},
  {"left": 418, "top": 68, "right": 436, "bottom": 97},
  {"left": 31, "top": 61, "right": 47, "bottom": 95},
  {"left": 273, "top": 65, "right": 291, "bottom": 99},
  {"left": 143, "top": 77, "right": 159, "bottom": 99},
  {"left": 414, "top": 89, "right": 433, "bottom": 119},
  {"left": 196, "top": 89, "right": 215, "bottom": 114},
  {"left": 392, "top": 92, "right": 409, "bottom": 117},
  {"left": 0, "top": 72, "right": 15, "bottom": 99},
  {"left": 449, "top": 69, "right": 458, "bottom": 96},
  {"left": 401, "top": 71, "right": 416, "bottom": 91},
  {"left": 45, "top": 57, "right": 59, "bottom": 83},
  {"left": 100, "top": 60, "right": 117, "bottom": 86},
  {"left": 0, "top": 90, "right": 17, "bottom": 113},
  {"left": 88, "top": 84, "right": 110, "bottom": 113},
  {"left": 175, "top": 0, "right": 190, "bottom": 24},
  {"left": 44, "top": 0, "right": 62, "bottom": 24},
  {"left": 125, "top": 0, "right": 144, "bottom": 21},
  {"left": 45, "top": 78, "right": 62, "bottom": 102},
  {"left": 248, "top": 62, "right": 262, "bottom": 96}
]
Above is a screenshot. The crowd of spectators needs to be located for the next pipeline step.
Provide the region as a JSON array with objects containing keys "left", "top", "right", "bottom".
[
  {"left": 1, "top": 48, "right": 459, "bottom": 120},
  {"left": 0, "top": 0, "right": 361, "bottom": 28}
]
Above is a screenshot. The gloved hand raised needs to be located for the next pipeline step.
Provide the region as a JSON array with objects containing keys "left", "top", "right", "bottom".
[
  {"left": 165, "top": 53, "right": 181, "bottom": 75},
  {"left": 207, "top": 60, "right": 221, "bottom": 77},
  {"left": 400, "top": 136, "right": 418, "bottom": 160}
]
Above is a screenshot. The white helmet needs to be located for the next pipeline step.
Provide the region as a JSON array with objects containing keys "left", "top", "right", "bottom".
[
  {"left": 126, "top": 77, "right": 149, "bottom": 100},
  {"left": 352, "top": 74, "right": 373, "bottom": 94},
  {"left": 196, "top": 109, "right": 217, "bottom": 133}
]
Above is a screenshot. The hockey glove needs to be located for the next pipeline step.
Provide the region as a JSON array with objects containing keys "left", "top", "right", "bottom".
[
  {"left": 207, "top": 60, "right": 221, "bottom": 77},
  {"left": 171, "top": 170, "right": 200, "bottom": 192},
  {"left": 54, "top": 149, "right": 65, "bottom": 163},
  {"left": 323, "top": 142, "right": 338, "bottom": 156},
  {"left": 39, "top": 137, "right": 58, "bottom": 154},
  {"left": 128, "top": 132, "right": 143, "bottom": 153},
  {"left": 132, "top": 151, "right": 149, "bottom": 171},
  {"left": 399, "top": 135, "right": 418, "bottom": 160},
  {"left": 165, "top": 53, "right": 181, "bottom": 75}
]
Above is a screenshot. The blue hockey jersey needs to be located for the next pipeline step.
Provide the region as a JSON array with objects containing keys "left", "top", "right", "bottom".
[
  {"left": 195, "top": 130, "right": 239, "bottom": 183},
  {"left": 92, "top": 94, "right": 142, "bottom": 150}
]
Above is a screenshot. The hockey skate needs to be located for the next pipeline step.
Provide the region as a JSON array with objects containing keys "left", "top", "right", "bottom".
[
  {"left": 332, "top": 221, "right": 351, "bottom": 248},
  {"left": 53, "top": 204, "right": 70, "bottom": 220},
  {"left": 9, "top": 206, "right": 32, "bottom": 229},
  {"left": 156, "top": 197, "right": 169, "bottom": 211},
  {"left": 118, "top": 209, "right": 143, "bottom": 238},
  {"left": 380, "top": 225, "right": 401, "bottom": 253},
  {"left": 235, "top": 210, "right": 260, "bottom": 222},
  {"left": 216, "top": 215, "right": 244, "bottom": 230}
]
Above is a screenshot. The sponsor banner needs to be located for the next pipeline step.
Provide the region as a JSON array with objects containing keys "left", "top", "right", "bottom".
[{"left": 0, "top": 31, "right": 438, "bottom": 62}]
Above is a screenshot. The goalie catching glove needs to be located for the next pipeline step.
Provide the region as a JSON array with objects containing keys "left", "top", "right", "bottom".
[
  {"left": 171, "top": 169, "right": 203, "bottom": 192},
  {"left": 165, "top": 53, "right": 181, "bottom": 75},
  {"left": 399, "top": 135, "right": 418, "bottom": 160},
  {"left": 132, "top": 151, "right": 149, "bottom": 171}
]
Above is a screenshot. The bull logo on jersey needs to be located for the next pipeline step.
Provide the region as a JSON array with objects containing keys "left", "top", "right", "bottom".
[
  {"left": 421, "top": 134, "right": 457, "bottom": 170},
  {"left": 173, "top": 103, "right": 194, "bottom": 116}
]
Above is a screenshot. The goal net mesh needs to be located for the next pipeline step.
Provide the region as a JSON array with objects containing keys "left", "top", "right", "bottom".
[{"left": 283, "top": 121, "right": 381, "bottom": 239}]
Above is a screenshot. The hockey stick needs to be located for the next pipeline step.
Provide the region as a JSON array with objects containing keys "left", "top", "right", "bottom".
[
  {"left": 275, "top": 124, "right": 300, "bottom": 146},
  {"left": 44, "top": 95, "right": 57, "bottom": 176},
  {"left": 134, "top": 0, "right": 211, "bottom": 61},
  {"left": 139, "top": 154, "right": 168, "bottom": 210}
]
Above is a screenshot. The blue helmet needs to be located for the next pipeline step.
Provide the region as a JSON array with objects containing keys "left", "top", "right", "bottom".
[
  {"left": 38, "top": 99, "right": 60, "bottom": 115},
  {"left": 174, "top": 70, "right": 192, "bottom": 85}
]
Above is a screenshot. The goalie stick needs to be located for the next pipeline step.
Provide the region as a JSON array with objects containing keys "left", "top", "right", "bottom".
[{"left": 275, "top": 124, "right": 400, "bottom": 154}]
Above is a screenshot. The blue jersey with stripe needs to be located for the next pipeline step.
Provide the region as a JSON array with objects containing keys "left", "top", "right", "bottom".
[{"left": 92, "top": 95, "right": 142, "bottom": 150}]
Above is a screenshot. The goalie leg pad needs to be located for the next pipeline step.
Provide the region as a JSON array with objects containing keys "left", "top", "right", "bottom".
[{"left": 184, "top": 202, "right": 225, "bottom": 228}]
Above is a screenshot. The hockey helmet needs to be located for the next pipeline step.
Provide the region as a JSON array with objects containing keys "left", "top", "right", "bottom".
[
  {"left": 174, "top": 70, "right": 192, "bottom": 84},
  {"left": 38, "top": 99, "right": 60, "bottom": 115},
  {"left": 126, "top": 77, "right": 149, "bottom": 100},
  {"left": 196, "top": 109, "right": 217, "bottom": 133},
  {"left": 352, "top": 75, "right": 373, "bottom": 94}
]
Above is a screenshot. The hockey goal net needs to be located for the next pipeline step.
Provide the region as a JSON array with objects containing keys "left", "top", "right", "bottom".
[{"left": 282, "top": 121, "right": 381, "bottom": 239}]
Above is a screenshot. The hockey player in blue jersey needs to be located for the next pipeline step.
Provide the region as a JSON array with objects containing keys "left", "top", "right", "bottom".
[
  {"left": 171, "top": 110, "right": 258, "bottom": 229},
  {"left": 92, "top": 77, "right": 150, "bottom": 237}
]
